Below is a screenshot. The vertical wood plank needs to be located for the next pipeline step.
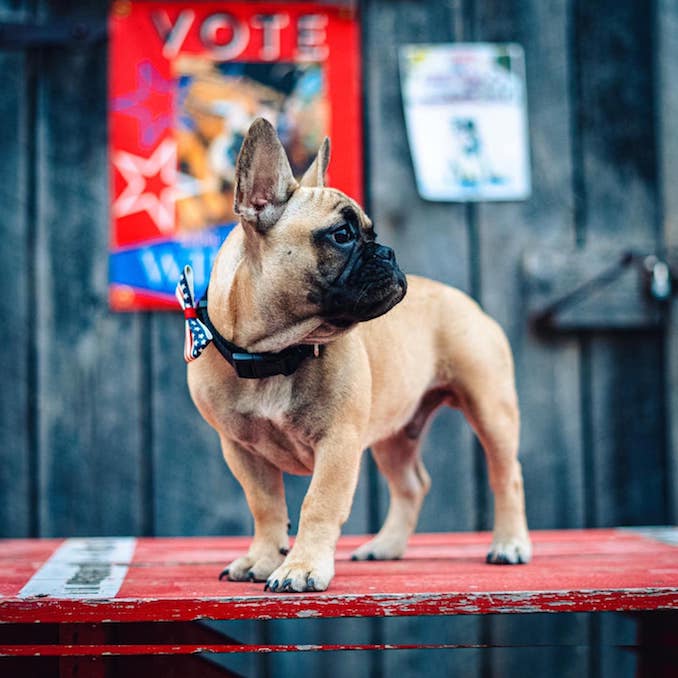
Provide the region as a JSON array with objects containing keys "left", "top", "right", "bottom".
[
  {"left": 34, "top": 0, "right": 146, "bottom": 536},
  {"left": 574, "top": 2, "right": 666, "bottom": 676},
  {"left": 575, "top": 0, "right": 666, "bottom": 526},
  {"left": 657, "top": 0, "right": 678, "bottom": 524},
  {"left": 471, "top": 0, "right": 588, "bottom": 676},
  {"left": 0, "top": 1, "right": 33, "bottom": 537},
  {"left": 150, "top": 317, "right": 251, "bottom": 538}
]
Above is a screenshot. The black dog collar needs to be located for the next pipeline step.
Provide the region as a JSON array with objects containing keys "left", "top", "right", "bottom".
[
  {"left": 176, "top": 264, "right": 318, "bottom": 379},
  {"left": 196, "top": 298, "right": 318, "bottom": 379}
]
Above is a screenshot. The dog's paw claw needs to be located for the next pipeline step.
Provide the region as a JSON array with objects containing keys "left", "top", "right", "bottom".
[{"left": 218, "top": 568, "right": 229, "bottom": 581}]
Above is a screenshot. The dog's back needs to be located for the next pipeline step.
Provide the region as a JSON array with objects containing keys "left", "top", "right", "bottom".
[{"left": 357, "top": 275, "right": 515, "bottom": 443}]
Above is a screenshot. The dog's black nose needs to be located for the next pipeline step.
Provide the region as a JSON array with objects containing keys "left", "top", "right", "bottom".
[{"left": 375, "top": 244, "right": 395, "bottom": 262}]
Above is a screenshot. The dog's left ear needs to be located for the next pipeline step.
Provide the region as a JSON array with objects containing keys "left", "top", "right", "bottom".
[
  {"left": 300, "top": 137, "right": 331, "bottom": 188},
  {"left": 234, "top": 117, "right": 298, "bottom": 233}
]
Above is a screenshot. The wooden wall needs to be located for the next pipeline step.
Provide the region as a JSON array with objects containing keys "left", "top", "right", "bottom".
[{"left": 0, "top": 1, "right": 675, "bottom": 676}]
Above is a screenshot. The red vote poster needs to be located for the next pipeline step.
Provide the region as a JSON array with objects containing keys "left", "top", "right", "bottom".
[{"left": 109, "top": 1, "right": 362, "bottom": 310}]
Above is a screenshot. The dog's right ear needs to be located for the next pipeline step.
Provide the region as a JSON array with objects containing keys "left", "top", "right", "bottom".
[
  {"left": 300, "top": 137, "right": 330, "bottom": 188},
  {"left": 234, "top": 118, "right": 298, "bottom": 233}
]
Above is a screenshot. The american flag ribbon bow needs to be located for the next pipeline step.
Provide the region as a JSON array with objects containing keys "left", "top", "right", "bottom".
[{"left": 175, "top": 265, "right": 213, "bottom": 363}]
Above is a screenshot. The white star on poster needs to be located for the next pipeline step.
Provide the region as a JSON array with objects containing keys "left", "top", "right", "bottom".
[{"left": 113, "top": 139, "right": 177, "bottom": 233}]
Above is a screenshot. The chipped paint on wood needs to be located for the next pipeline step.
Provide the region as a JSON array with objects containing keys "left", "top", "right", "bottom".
[
  {"left": 0, "top": 640, "right": 645, "bottom": 657},
  {"left": 1, "top": 530, "right": 676, "bottom": 625}
]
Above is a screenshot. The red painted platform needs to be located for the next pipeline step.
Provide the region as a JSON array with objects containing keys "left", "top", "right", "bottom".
[{"left": 1, "top": 528, "right": 676, "bottom": 626}]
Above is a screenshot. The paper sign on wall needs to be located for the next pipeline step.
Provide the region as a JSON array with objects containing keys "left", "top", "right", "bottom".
[{"left": 400, "top": 43, "right": 531, "bottom": 202}]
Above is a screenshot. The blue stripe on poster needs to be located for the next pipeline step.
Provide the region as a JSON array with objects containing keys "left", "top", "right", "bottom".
[{"left": 110, "top": 224, "right": 235, "bottom": 301}]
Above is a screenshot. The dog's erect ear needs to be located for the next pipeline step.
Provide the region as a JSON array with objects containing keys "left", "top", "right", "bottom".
[
  {"left": 234, "top": 118, "right": 298, "bottom": 233},
  {"left": 300, "top": 137, "right": 331, "bottom": 188}
]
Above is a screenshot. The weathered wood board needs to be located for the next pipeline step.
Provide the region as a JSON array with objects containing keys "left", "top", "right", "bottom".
[
  {"left": 1, "top": 531, "right": 676, "bottom": 624},
  {"left": 0, "top": 0, "right": 33, "bottom": 539},
  {"left": 658, "top": 0, "right": 678, "bottom": 525},
  {"left": 0, "top": 0, "right": 675, "bottom": 676}
]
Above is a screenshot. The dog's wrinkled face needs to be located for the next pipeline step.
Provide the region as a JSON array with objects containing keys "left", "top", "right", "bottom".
[
  {"left": 309, "top": 202, "right": 407, "bottom": 328},
  {"left": 230, "top": 118, "right": 406, "bottom": 343}
]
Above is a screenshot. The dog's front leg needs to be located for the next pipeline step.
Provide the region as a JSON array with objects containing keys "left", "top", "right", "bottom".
[
  {"left": 265, "top": 435, "right": 363, "bottom": 593},
  {"left": 219, "top": 437, "right": 290, "bottom": 582}
]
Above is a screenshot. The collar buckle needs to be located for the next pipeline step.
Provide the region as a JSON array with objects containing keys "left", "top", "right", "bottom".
[{"left": 231, "top": 352, "right": 269, "bottom": 379}]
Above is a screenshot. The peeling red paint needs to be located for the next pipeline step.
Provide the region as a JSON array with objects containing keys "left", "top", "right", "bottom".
[
  {"left": 0, "top": 640, "right": 644, "bottom": 657},
  {"left": 0, "top": 530, "right": 676, "bottom": 626}
]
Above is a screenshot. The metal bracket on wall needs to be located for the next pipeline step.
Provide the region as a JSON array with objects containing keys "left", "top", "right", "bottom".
[
  {"left": 0, "top": 19, "right": 107, "bottom": 49},
  {"left": 522, "top": 246, "right": 677, "bottom": 332}
]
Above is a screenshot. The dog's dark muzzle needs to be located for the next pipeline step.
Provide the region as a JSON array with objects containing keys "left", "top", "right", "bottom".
[{"left": 323, "top": 241, "right": 407, "bottom": 326}]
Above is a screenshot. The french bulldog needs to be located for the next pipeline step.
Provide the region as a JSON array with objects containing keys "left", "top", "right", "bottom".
[{"left": 185, "top": 117, "right": 531, "bottom": 593}]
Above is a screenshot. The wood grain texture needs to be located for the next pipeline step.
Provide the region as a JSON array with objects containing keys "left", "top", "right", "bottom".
[
  {"left": 33, "top": 0, "right": 146, "bottom": 536},
  {"left": 150, "top": 317, "right": 249, "bottom": 538},
  {"left": 575, "top": 0, "right": 667, "bottom": 526},
  {"left": 574, "top": 2, "right": 668, "bottom": 677},
  {"left": 0, "top": 0, "right": 32, "bottom": 537},
  {"left": 657, "top": 0, "right": 678, "bottom": 525},
  {"left": 2, "top": 531, "right": 676, "bottom": 623}
]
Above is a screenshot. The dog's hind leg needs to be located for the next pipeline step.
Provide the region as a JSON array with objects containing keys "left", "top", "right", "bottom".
[
  {"left": 351, "top": 431, "right": 430, "bottom": 561},
  {"left": 351, "top": 390, "right": 446, "bottom": 561},
  {"left": 460, "top": 380, "right": 532, "bottom": 565}
]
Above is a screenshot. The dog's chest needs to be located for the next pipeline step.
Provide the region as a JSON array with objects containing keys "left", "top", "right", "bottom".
[
  {"left": 247, "top": 377, "right": 293, "bottom": 421},
  {"left": 224, "top": 378, "right": 315, "bottom": 475}
]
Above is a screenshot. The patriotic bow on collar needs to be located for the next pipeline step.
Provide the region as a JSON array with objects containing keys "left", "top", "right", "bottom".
[{"left": 175, "top": 265, "right": 213, "bottom": 363}]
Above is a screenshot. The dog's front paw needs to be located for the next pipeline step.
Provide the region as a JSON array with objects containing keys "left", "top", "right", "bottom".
[
  {"left": 220, "top": 549, "right": 286, "bottom": 582},
  {"left": 486, "top": 533, "right": 532, "bottom": 565},
  {"left": 264, "top": 557, "right": 334, "bottom": 593}
]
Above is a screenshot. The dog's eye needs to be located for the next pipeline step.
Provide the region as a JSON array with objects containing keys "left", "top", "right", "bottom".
[{"left": 332, "top": 224, "right": 355, "bottom": 245}]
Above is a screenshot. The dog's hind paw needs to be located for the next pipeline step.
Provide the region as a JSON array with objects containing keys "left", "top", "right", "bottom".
[
  {"left": 350, "top": 534, "right": 407, "bottom": 561},
  {"left": 486, "top": 534, "right": 532, "bottom": 565}
]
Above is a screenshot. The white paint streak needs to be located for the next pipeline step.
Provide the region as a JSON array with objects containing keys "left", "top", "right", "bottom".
[
  {"left": 19, "top": 538, "right": 136, "bottom": 600},
  {"left": 296, "top": 609, "right": 322, "bottom": 618}
]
